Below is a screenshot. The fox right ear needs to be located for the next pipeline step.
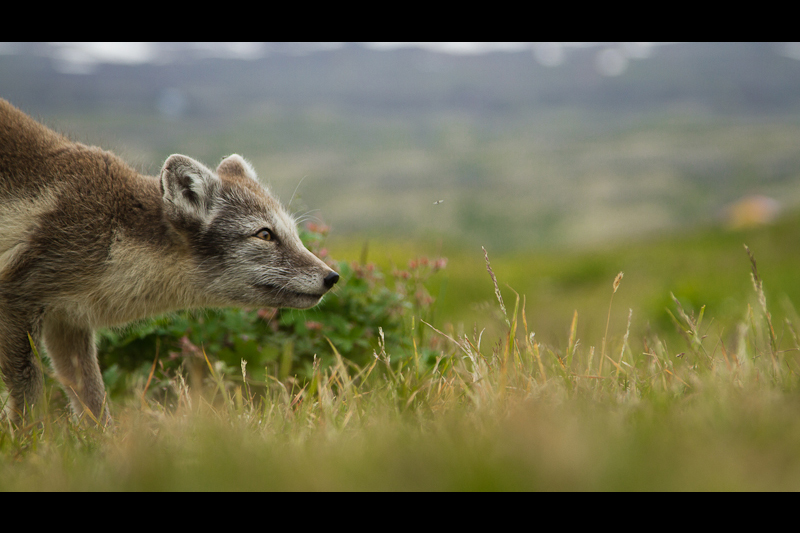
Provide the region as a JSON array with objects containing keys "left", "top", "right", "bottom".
[
  {"left": 217, "top": 154, "right": 259, "bottom": 183},
  {"left": 160, "top": 154, "right": 220, "bottom": 220}
]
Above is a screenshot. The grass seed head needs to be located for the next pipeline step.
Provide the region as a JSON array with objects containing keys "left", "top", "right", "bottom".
[
  {"left": 482, "top": 246, "right": 508, "bottom": 324},
  {"left": 613, "top": 272, "right": 624, "bottom": 293}
]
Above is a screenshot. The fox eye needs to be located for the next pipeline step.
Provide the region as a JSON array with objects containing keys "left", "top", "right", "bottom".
[{"left": 254, "top": 228, "right": 276, "bottom": 242}]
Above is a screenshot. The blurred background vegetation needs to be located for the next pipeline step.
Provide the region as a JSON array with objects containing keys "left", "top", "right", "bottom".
[{"left": 3, "top": 42, "right": 800, "bottom": 374}]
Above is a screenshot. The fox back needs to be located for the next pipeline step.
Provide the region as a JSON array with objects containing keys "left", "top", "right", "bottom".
[{"left": 0, "top": 98, "right": 338, "bottom": 423}]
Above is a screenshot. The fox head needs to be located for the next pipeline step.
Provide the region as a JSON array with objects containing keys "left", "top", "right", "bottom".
[{"left": 159, "top": 153, "right": 339, "bottom": 310}]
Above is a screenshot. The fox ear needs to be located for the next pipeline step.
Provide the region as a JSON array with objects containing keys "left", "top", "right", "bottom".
[
  {"left": 160, "top": 154, "right": 220, "bottom": 220},
  {"left": 216, "top": 154, "right": 259, "bottom": 183}
]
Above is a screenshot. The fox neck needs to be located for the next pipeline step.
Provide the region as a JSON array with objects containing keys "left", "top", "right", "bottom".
[{"left": 55, "top": 180, "right": 215, "bottom": 329}]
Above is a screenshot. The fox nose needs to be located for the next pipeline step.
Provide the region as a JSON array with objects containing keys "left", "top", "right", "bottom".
[{"left": 324, "top": 271, "right": 340, "bottom": 289}]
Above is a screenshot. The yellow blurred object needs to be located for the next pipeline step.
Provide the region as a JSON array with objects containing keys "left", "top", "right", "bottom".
[{"left": 725, "top": 195, "right": 781, "bottom": 229}]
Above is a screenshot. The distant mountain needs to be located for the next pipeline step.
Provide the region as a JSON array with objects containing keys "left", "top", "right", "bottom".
[{"left": 3, "top": 42, "right": 800, "bottom": 118}]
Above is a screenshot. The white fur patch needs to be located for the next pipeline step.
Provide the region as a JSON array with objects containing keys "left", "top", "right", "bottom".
[{"left": 0, "top": 189, "right": 60, "bottom": 276}]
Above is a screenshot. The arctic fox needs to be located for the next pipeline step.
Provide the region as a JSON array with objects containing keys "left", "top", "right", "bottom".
[{"left": 0, "top": 99, "right": 339, "bottom": 424}]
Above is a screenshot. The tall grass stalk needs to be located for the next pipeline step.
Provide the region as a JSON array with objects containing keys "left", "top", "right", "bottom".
[{"left": 598, "top": 272, "right": 623, "bottom": 375}]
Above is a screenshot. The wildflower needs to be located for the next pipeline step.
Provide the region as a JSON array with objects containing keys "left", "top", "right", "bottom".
[
  {"left": 257, "top": 308, "right": 277, "bottom": 321},
  {"left": 415, "top": 290, "right": 433, "bottom": 306},
  {"left": 306, "top": 222, "right": 330, "bottom": 235}
]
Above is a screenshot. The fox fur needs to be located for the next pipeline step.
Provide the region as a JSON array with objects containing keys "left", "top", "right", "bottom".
[{"left": 0, "top": 98, "right": 339, "bottom": 424}]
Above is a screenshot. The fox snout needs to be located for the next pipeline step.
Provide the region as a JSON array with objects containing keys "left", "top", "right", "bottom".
[{"left": 324, "top": 270, "right": 340, "bottom": 289}]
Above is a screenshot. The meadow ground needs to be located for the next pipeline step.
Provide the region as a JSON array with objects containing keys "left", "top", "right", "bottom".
[{"left": 3, "top": 216, "right": 800, "bottom": 491}]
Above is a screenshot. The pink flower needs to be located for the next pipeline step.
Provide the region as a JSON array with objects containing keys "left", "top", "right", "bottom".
[
  {"left": 258, "top": 308, "right": 277, "bottom": 320},
  {"left": 178, "top": 335, "right": 202, "bottom": 358},
  {"left": 306, "top": 222, "right": 331, "bottom": 234},
  {"left": 415, "top": 290, "right": 433, "bottom": 306}
]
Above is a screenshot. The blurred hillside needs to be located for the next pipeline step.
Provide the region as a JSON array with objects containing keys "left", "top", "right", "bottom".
[{"left": 2, "top": 42, "right": 800, "bottom": 252}]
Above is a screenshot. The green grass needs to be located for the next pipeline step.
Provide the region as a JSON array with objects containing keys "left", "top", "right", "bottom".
[
  {"left": 329, "top": 210, "right": 800, "bottom": 350},
  {"left": 4, "top": 219, "right": 800, "bottom": 491}
]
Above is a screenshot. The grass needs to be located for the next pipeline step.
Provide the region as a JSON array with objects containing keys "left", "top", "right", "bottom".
[
  {"left": 327, "top": 210, "right": 800, "bottom": 354},
  {"left": 3, "top": 233, "right": 800, "bottom": 491}
]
